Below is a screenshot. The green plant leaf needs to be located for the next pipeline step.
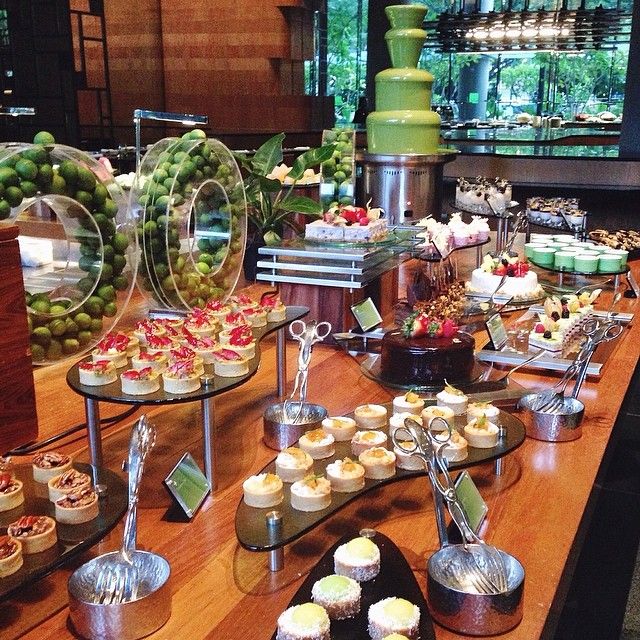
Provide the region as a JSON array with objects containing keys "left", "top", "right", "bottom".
[
  {"left": 289, "top": 143, "right": 337, "bottom": 180},
  {"left": 256, "top": 175, "right": 283, "bottom": 194},
  {"left": 251, "top": 133, "right": 285, "bottom": 175},
  {"left": 278, "top": 195, "right": 324, "bottom": 215}
]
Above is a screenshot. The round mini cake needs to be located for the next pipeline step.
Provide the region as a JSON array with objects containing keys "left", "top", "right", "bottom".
[
  {"left": 389, "top": 412, "right": 421, "bottom": 431},
  {"left": 276, "top": 602, "right": 330, "bottom": 640},
  {"left": 434, "top": 430, "right": 468, "bottom": 462},
  {"left": 91, "top": 333, "right": 130, "bottom": 368},
  {"left": 380, "top": 313, "right": 475, "bottom": 387},
  {"left": 32, "top": 452, "right": 72, "bottom": 484},
  {"left": 261, "top": 292, "right": 287, "bottom": 322},
  {"left": 368, "top": 597, "right": 420, "bottom": 640},
  {"left": 218, "top": 325, "right": 256, "bottom": 359},
  {"left": 392, "top": 391, "right": 425, "bottom": 415},
  {"left": 334, "top": 536, "right": 381, "bottom": 582},
  {"left": 311, "top": 574, "right": 361, "bottom": 620},
  {"left": 243, "top": 306, "right": 268, "bottom": 327},
  {"left": 7, "top": 515, "right": 57, "bottom": 554},
  {"left": 351, "top": 430, "right": 388, "bottom": 457},
  {"left": 290, "top": 475, "right": 332, "bottom": 512},
  {"left": 162, "top": 361, "right": 201, "bottom": 394},
  {"left": 467, "top": 401, "right": 500, "bottom": 423},
  {"left": 131, "top": 350, "right": 168, "bottom": 373},
  {"left": 436, "top": 383, "right": 468, "bottom": 416},
  {"left": 212, "top": 348, "right": 249, "bottom": 377},
  {"left": 326, "top": 458, "right": 366, "bottom": 493},
  {"left": 0, "top": 536, "right": 23, "bottom": 577},
  {"left": 120, "top": 367, "right": 161, "bottom": 395},
  {"left": 421, "top": 405, "right": 455, "bottom": 428},
  {"left": 78, "top": 359, "right": 118, "bottom": 386},
  {"left": 55, "top": 488, "right": 99, "bottom": 525},
  {"left": 464, "top": 415, "right": 499, "bottom": 448},
  {"left": 47, "top": 469, "right": 91, "bottom": 503},
  {"left": 321, "top": 416, "right": 357, "bottom": 442},
  {"left": 0, "top": 473, "right": 24, "bottom": 512},
  {"left": 242, "top": 473, "right": 284, "bottom": 508},
  {"left": 298, "top": 428, "right": 335, "bottom": 460},
  {"left": 393, "top": 441, "right": 424, "bottom": 471},
  {"left": 275, "top": 447, "right": 314, "bottom": 483},
  {"left": 359, "top": 447, "right": 396, "bottom": 480},
  {"left": 354, "top": 404, "right": 388, "bottom": 430}
]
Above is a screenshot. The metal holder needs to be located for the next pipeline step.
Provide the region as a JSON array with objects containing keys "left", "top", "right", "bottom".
[{"left": 262, "top": 402, "right": 327, "bottom": 451}]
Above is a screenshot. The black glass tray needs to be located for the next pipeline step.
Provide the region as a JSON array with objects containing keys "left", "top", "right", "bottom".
[
  {"left": 0, "top": 462, "right": 127, "bottom": 601},
  {"left": 270, "top": 531, "right": 436, "bottom": 640},
  {"left": 66, "top": 306, "right": 309, "bottom": 405},
  {"left": 236, "top": 403, "right": 525, "bottom": 551}
]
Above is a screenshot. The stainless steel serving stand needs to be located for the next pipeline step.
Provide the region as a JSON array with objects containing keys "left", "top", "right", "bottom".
[{"left": 256, "top": 238, "right": 419, "bottom": 292}]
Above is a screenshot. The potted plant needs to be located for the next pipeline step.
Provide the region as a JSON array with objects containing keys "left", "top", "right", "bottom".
[{"left": 235, "top": 133, "right": 336, "bottom": 279}]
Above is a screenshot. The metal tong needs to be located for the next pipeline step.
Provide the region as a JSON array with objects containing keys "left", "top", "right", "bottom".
[
  {"left": 392, "top": 417, "right": 508, "bottom": 594},
  {"left": 283, "top": 320, "right": 331, "bottom": 423}
]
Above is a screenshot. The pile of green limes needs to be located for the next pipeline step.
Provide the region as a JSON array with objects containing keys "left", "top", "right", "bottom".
[
  {"left": 137, "top": 130, "right": 245, "bottom": 309},
  {"left": 319, "top": 128, "right": 355, "bottom": 208},
  {"left": 0, "top": 131, "right": 130, "bottom": 362}
]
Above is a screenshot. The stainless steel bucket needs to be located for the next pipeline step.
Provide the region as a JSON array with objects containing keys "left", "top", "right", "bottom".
[
  {"left": 427, "top": 544, "right": 525, "bottom": 636},
  {"left": 263, "top": 402, "right": 327, "bottom": 450},
  {"left": 519, "top": 394, "right": 584, "bottom": 442},
  {"left": 68, "top": 550, "right": 171, "bottom": 640}
]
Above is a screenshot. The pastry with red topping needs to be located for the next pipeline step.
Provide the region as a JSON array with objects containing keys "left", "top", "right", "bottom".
[
  {"left": 55, "top": 488, "right": 99, "bottom": 525},
  {"left": 229, "top": 293, "right": 259, "bottom": 313},
  {"left": 261, "top": 290, "right": 287, "bottom": 322},
  {"left": 242, "top": 306, "right": 268, "bottom": 328},
  {"left": 162, "top": 360, "right": 201, "bottom": 394},
  {"left": 218, "top": 325, "right": 256, "bottom": 359},
  {"left": 180, "top": 328, "right": 217, "bottom": 365},
  {"left": 121, "top": 366, "right": 161, "bottom": 395},
  {"left": 133, "top": 319, "right": 166, "bottom": 345},
  {"left": 32, "top": 452, "right": 72, "bottom": 483},
  {"left": 91, "top": 333, "right": 129, "bottom": 368},
  {"left": 221, "top": 311, "right": 248, "bottom": 331},
  {"left": 145, "top": 333, "right": 176, "bottom": 356},
  {"left": 48, "top": 469, "right": 91, "bottom": 502},
  {"left": 184, "top": 308, "right": 219, "bottom": 339},
  {"left": 204, "top": 299, "right": 232, "bottom": 321},
  {"left": 78, "top": 359, "right": 118, "bottom": 386},
  {"left": 131, "top": 350, "right": 169, "bottom": 373},
  {"left": 0, "top": 473, "right": 24, "bottom": 512},
  {"left": 7, "top": 515, "right": 57, "bottom": 554},
  {"left": 0, "top": 536, "right": 23, "bottom": 577},
  {"left": 212, "top": 347, "right": 249, "bottom": 377}
]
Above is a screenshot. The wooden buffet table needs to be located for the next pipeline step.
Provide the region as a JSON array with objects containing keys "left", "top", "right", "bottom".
[{"left": 2, "top": 274, "right": 638, "bottom": 640}]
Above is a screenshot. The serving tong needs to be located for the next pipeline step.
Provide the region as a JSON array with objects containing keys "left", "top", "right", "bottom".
[
  {"left": 93, "top": 416, "right": 156, "bottom": 605},
  {"left": 392, "top": 417, "right": 508, "bottom": 595},
  {"left": 283, "top": 320, "right": 331, "bottom": 424}
]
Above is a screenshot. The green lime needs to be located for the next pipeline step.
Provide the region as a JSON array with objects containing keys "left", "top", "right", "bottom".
[
  {"left": 36, "top": 163, "right": 53, "bottom": 186},
  {"left": 59, "top": 160, "right": 79, "bottom": 185},
  {"left": 155, "top": 195, "right": 171, "bottom": 210},
  {"left": 0, "top": 200, "right": 10, "bottom": 220},
  {"left": 174, "top": 255, "right": 186, "bottom": 273},
  {"left": 77, "top": 277, "right": 96, "bottom": 294},
  {"left": 30, "top": 343, "right": 45, "bottom": 361},
  {"left": 75, "top": 190, "right": 93, "bottom": 209},
  {"left": 64, "top": 318, "right": 79, "bottom": 336},
  {"left": 93, "top": 213, "right": 109, "bottom": 231},
  {"left": 85, "top": 296, "right": 104, "bottom": 317},
  {"left": 97, "top": 284, "right": 116, "bottom": 302},
  {"left": 168, "top": 164, "right": 180, "bottom": 178},
  {"left": 23, "top": 145, "right": 48, "bottom": 165},
  {"left": 99, "top": 263, "right": 113, "bottom": 283},
  {"left": 76, "top": 167, "right": 97, "bottom": 191},
  {"left": 48, "top": 318, "right": 66, "bottom": 336},
  {"left": 33, "top": 131, "right": 56, "bottom": 145},
  {"left": 156, "top": 214, "right": 168, "bottom": 229},
  {"left": 20, "top": 180, "right": 38, "bottom": 198},
  {"left": 112, "top": 254, "right": 126, "bottom": 275},
  {"left": 158, "top": 161, "right": 172, "bottom": 174},
  {"left": 50, "top": 174, "right": 66, "bottom": 195},
  {"left": 144, "top": 220, "right": 158, "bottom": 236},
  {"left": 32, "top": 326, "right": 52, "bottom": 347},
  {"left": 177, "top": 161, "right": 195, "bottom": 183},
  {"left": 189, "top": 129, "right": 207, "bottom": 140},
  {"left": 103, "top": 302, "right": 117, "bottom": 317},
  {"left": 92, "top": 184, "right": 108, "bottom": 205},
  {"left": 78, "top": 330, "right": 93, "bottom": 346},
  {"left": 196, "top": 238, "right": 210, "bottom": 252},
  {"left": 157, "top": 152, "right": 172, "bottom": 165},
  {"left": 112, "top": 274, "right": 129, "bottom": 291},
  {"left": 198, "top": 252, "right": 214, "bottom": 266},
  {"left": 193, "top": 169, "right": 204, "bottom": 183},
  {"left": 138, "top": 194, "right": 150, "bottom": 207},
  {"left": 74, "top": 312, "right": 92, "bottom": 330},
  {"left": 99, "top": 199, "right": 118, "bottom": 218},
  {"left": 161, "top": 275, "right": 176, "bottom": 291},
  {"left": 173, "top": 151, "right": 189, "bottom": 164},
  {"left": 15, "top": 158, "right": 38, "bottom": 181},
  {"left": 90, "top": 318, "right": 103, "bottom": 333},
  {"left": 48, "top": 304, "right": 67, "bottom": 316},
  {"left": 62, "top": 338, "right": 80, "bottom": 354},
  {"left": 333, "top": 170, "right": 346, "bottom": 183},
  {"left": 0, "top": 167, "right": 19, "bottom": 187},
  {"left": 162, "top": 177, "right": 175, "bottom": 192},
  {"left": 202, "top": 166, "right": 213, "bottom": 178},
  {"left": 102, "top": 244, "right": 114, "bottom": 263},
  {"left": 196, "top": 261, "right": 210, "bottom": 275},
  {"left": 5, "top": 185, "right": 23, "bottom": 207},
  {"left": 154, "top": 262, "right": 169, "bottom": 280},
  {"left": 153, "top": 168, "right": 168, "bottom": 183},
  {"left": 0, "top": 156, "right": 17, "bottom": 168},
  {"left": 193, "top": 155, "right": 205, "bottom": 170},
  {"left": 47, "top": 339, "right": 63, "bottom": 360}
]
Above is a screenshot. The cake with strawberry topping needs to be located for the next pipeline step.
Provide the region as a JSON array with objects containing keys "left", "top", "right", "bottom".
[
  {"left": 305, "top": 203, "right": 387, "bottom": 243},
  {"left": 133, "top": 319, "right": 166, "bottom": 345},
  {"left": 78, "top": 359, "right": 118, "bottom": 386},
  {"left": 466, "top": 253, "right": 543, "bottom": 301},
  {"left": 120, "top": 367, "right": 161, "bottom": 395},
  {"left": 145, "top": 333, "right": 176, "bottom": 356},
  {"left": 380, "top": 312, "right": 475, "bottom": 386}
]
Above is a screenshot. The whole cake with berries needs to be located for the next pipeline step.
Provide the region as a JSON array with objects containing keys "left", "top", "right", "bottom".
[
  {"left": 305, "top": 203, "right": 387, "bottom": 243},
  {"left": 380, "top": 311, "right": 475, "bottom": 386},
  {"left": 466, "top": 253, "right": 543, "bottom": 300}
]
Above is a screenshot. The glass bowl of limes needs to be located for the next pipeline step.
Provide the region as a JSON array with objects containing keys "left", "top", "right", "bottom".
[
  {"left": 0, "top": 132, "right": 138, "bottom": 365},
  {"left": 131, "top": 130, "right": 247, "bottom": 310}
]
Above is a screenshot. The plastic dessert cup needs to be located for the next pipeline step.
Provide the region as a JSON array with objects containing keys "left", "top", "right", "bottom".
[
  {"left": 554, "top": 252, "right": 575, "bottom": 271},
  {"left": 547, "top": 241, "right": 567, "bottom": 250},
  {"left": 532, "top": 247, "right": 556, "bottom": 265},
  {"left": 524, "top": 243, "right": 545, "bottom": 258},
  {"left": 606, "top": 248, "right": 629, "bottom": 266},
  {"left": 598, "top": 254, "right": 622, "bottom": 273},
  {"left": 574, "top": 254, "right": 599, "bottom": 273}
]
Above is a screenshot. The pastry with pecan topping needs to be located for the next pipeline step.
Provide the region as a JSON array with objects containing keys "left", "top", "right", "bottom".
[
  {"left": 0, "top": 473, "right": 24, "bottom": 512},
  {"left": 32, "top": 452, "right": 72, "bottom": 483},
  {"left": 7, "top": 515, "right": 57, "bottom": 554},
  {"left": 0, "top": 536, "right": 23, "bottom": 577},
  {"left": 55, "top": 488, "right": 99, "bottom": 525},
  {"left": 48, "top": 469, "right": 92, "bottom": 503}
]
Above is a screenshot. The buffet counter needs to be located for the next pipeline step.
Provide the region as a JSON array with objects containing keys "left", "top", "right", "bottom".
[{"left": 2, "top": 270, "right": 639, "bottom": 639}]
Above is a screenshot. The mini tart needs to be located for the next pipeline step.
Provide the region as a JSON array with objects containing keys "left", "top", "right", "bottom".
[
  {"left": 389, "top": 412, "right": 422, "bottom": 431},
  {"left": 436, "top": 386, "right": 468, "bottom": 416},
  {"left": 368, "top": 597, "right": 420, "bottom": 640},
  {"left": 120, "top": 367, "right": 161, "bottom": 396},
  {"left": 393, "top": 442, "right": 425, "bottom": 471},
  {"left": 421, "top": 405, "right": 455, "bottom": 428},
  {"left": 184, "top": 318, "right": 218, "bottom": 339},
  {"left": 0, "top": 474, "right": 24, "bottom": 512},
  {"left": 275, "top": 447, "right": 314, "bottom": 483},
  {"left": 326, "top": 458, "right": 365, "bottom": 493},
  {"left": 133, "top": 320, "right": 166, "bottom": 345},
  {"left": 276, "top": 602, "right": 330, "bottom": 640},
  {"left": 222, "top": 311, "right": 248, "bottom": 331},
  {"left": 167, "top": 347, "right": 205, "bottom": 374},
  {"left": 467, "top": 401, "right": 500, "bottom": 422},
  {"left": 392, "top": 392, "right": 425, "bottom": 415},
  {"left": 243, "top": 307, "right": 268, "bottom": 327},
  {"left": 55, "top": 488, "right": 99, "bottom": 525},
  {"left": 162, "top": 361, "right": 201, "bottom": 394},
  {"left": 321, "top": 416, "right": 357, "bottom": 442},
  {"left": 434, "top": 430, "right": 468, "bottom": 462},
  {"left": 219, "top": 326, "right": 256, "bottom": 359},
  {"left": 78, "top": 359, "right": 118, "bottom": 386},
  {"left": 32, "top": 452, "right": 72, "bottom": 484},
  {"left": 0, "top": 536, "right": 23, "bottom": 577},
  {"left": 7, "top": 515, "right": 57, "bottom": 554},
  {"left": 290, "top": 475, "right": 332, "bottom": 512},
  {"left": 190, "top": 341, "right": 219, "bottom": 365},
  {"left": 145, "top": 334, "right": 177, "bottom": 356},
  {"left": 122, "top": 333, "right": 140, "bottom": 358},
  {"left": 131, "top": 350, "right": 168, "bottom": 373},
  {"left": 354, "top": 404, "right": 388, "bottom": 430},
  {"left": 463, "top": 416, "right": 499, "bottom": 448},
  {"left": 334, "top": 536, "right": 381, "bottom": 582},
  {"left": 91, "top": 347, "right": 127, "bottom": 369},
  {"left": 212, "top": 348, "right": 249, "bottom": 377},
  {"left": 358, "top": 447, "right": 396, "bottom": 480},
  {"left": 265, "top": 302, "right": 287, "bottom": 323},
  {"left": 311, "top": 574, "right": 361, "bottom": 620},
  {"left": 242, "top": 473, "right": 284, "bottom": 508},
  {"left": 48, "top": 469, "right": 91, "bottom": 503},
  {"left": 351, "top": 430, "right": 388, "bottom": 457},
  {"left": 298, "top": 428, "right": 335, "bottom": 460}
]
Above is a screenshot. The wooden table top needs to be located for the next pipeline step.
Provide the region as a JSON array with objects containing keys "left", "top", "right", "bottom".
[{"left": 2, "top": 272, "right": 638, "bottom": 640}]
